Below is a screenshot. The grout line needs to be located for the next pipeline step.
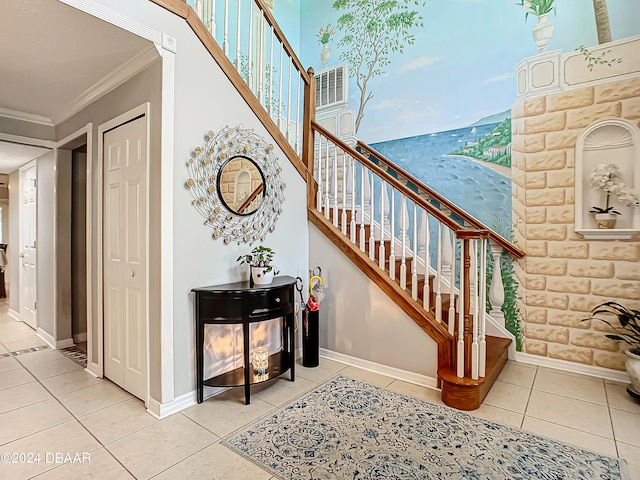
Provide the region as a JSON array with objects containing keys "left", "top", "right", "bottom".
[
  {"left": 520, "top": 364, "right": 539, "bottom": 429},
  {"left": 603, "top": 379, "right": 621, "bottom": 458}
]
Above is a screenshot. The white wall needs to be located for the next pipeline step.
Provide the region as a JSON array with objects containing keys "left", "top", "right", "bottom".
[{"left": 309, "top": 224, "right": 438, "bottom": 378}]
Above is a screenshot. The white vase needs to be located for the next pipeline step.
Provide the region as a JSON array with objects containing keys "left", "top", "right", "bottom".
[
  {"left": 320, "top": 44, "right": 330, "bottom": 68},
  {"left": 532, "top": 13, "right": 554, "bottom": 53},
  {"left": 625, "top": 349, "right": 640, "bottom": 395},
  {"left": 594, "top": 213, "right": 617, "bottom": 229},
  {"left": 251, "top": 266, "right": 274, "bottom": 285}
]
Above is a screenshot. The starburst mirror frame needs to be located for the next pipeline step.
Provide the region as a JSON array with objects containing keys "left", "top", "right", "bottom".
[{"left": 186, "top": 125, "right": 286, "bottom": 244}]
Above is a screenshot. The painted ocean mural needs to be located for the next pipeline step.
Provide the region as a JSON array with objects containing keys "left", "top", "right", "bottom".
[{"left": 370, "top": 122, "right": 511, "bottom": 232}]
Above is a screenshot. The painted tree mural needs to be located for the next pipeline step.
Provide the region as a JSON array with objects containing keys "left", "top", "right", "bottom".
[
  {"left": 332, "top": 0, "right": 427, "bottom": 133},
  {"left": 593, "top": 0, "right": 612, "bottom": 44}
]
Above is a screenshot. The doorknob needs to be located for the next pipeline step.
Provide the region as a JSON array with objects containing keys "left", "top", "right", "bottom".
[{"left": 19, "top": 253, "right": 25, "bottom": 258}]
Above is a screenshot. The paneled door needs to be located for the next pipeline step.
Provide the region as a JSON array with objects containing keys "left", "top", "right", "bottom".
[
  {"left": 19, "top": 161, "right": 37, "bottom": 329},
  {"left": 103, "top": 116, "right": 147, "bottom": 401}
]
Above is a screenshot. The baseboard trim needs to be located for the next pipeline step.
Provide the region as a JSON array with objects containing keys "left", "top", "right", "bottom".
[
  {"left": 514, "top": 351, "right": 629, "bottom": 383},
  {"left": 319, "top": 348, "right": 439, "bottom": 389},
  {"left": 36, "top": 328, "right": 56, "bottom": 349},
  {"left": 7, "top": 309, "right": 20, "bottom": 322},
  {"left": 73, "top": 332, "right": 87, "bottom": 343},
  {"left": 85, "top": 364, "right": 101, "bottom": 378},
  {"left": 146, "top": 386, "right": 229, "bottom": 419}
]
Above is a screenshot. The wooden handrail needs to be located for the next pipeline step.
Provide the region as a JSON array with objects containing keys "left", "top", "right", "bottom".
[
  {"left": 313, "top": 121, "right": 469, "bottom": 234},
  {"left": 357, "top": 141, "right": 524, "bottom": 259}
]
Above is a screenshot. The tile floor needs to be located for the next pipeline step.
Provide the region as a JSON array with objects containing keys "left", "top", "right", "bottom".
[{"left": 0, "top": 303, "right": 639, "bottom": 479}]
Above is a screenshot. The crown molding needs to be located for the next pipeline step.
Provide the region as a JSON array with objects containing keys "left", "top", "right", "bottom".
[
  {"left": 0, "top": 108, "right": 53, "bottom": 126},
  {"left": 53, "top": 46, "right": 160, "bottom": 125}
]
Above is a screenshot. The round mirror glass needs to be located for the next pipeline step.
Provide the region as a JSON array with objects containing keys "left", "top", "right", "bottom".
[{"left": 217, "top": 156, "right": 265, "bottom": 215}]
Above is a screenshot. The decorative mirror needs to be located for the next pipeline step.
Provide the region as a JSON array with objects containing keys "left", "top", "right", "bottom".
[
  {"left": 186, "top": 125, "right": 286, "bottom": 244},
  {"left": 217, "top": 156, "right": 265, "bottom": 215}
]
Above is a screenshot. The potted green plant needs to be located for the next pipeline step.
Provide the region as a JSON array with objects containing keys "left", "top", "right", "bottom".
[
  {"left": 237, "top": 245, "right": 279, "bottom": 285},
  {"left": 584, "top": 301, "right": 640, "bottom": 397}
]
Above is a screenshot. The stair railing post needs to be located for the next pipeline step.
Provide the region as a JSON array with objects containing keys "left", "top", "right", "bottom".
[
  {"left": 471, "top": 239, "right": 479, "bottom": 380},
  {"left": 448, "top": 236, "right": 456, "bottom": 336},
  {"left": 302, "top": 68, "right": 316, "bottom": 209},
  {"left": 488, "top": 240, "right": 506, "bottom": 327},
  {"left": 463, "top": 235, "right": 472, "bottom": 378},
  {"left": 378, "top": 181, "right": 386, "bottom": 270}
]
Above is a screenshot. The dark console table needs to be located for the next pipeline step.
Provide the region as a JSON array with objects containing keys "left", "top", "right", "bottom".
[{"left": 192, "top": 276, "right": 296, "bottom": 404}]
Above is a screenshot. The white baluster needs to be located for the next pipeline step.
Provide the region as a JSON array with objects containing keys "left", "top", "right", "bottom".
[
  {"left": 471, "top": 240, "right": 479, "bottom": 381},
  {"left": 247, "top": 4, "right": 253, "bottom": 86},
  {"left": 378, "top": 181, "right": 386, "bottom": 270},
  {"left": 489, "top": 241, "right": 505, "bottom": 327},
  {"left": 222, "top": 0, "right": 229, "bottom": 55},
  {"left": 295, "top": 76, "right": 301, "bottom": 152},
  {"left": 332, "top": 148, "right": 338, "bottom": 227},
  {"left": 235, "top": 1, "right": 241, "bottom": 72},
  {"left": 359, "top": 166, "right": 366, "bottom": 251},
  {"left": 257, "top": 17, "right": 266, "bottom": 105},
  {"left": 479, "top": 238, "right": 488, "bottom": 378},
  {"left": 457, "top": 285, "right": 465, "bottom": 378},
  {"left": 421, "top": 210, "right": 430, "bottom": 311},
  {"left": 389, "top": 189, "right": 396, "bottom": 280},
  {"left": 278, "top": 46, "right": 283, "bottom": 129},
  {"left": 268, "top": 28, "right": 274, "bottom": 117},
  {"left": 448, "top": 236, "right": 456, "bottom": 336},
  {"left": 441, "top": 225, "right": 453, "bottom": 293},
  {"left": 368, "top": 172, "right": 375, "bottom": 261},
  {"left": 316, "top": 137, "right": 323, "bottom": 212},
  {"left": 380, "top": 181, "right": 390, "bottom": 235},
  {"left": 194, "top": 0, "right": 203, "bottom": 19},
  {"left": 286, "top": 62, "right": 292, "bottom": 140},
  {"left": 342, "top": 152, "right": 347, "bottom": 235},
  {"left": 399, "top": 196, "right": 408, "bottom": 290},
  {"left": 435, "top": 223, "right": 443, "bottom": 323},
  {"left": 411, "top": 203, "right": 418, "bottom": 300},
  {"left": 324, "top": 139, "right": 330, "bottom": 219},
  {"left": 208, "top": 0, "right": 216, "bottom": 37},
  {"left": 350, "top": 158, "right": 357, "bottom": 243}
]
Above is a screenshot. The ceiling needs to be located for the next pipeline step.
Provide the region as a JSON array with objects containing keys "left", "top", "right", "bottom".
[{"left": 0, "top": 0, "right": 155, "bottom": 173}]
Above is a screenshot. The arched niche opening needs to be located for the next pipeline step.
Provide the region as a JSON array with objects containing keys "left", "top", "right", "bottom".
[{"left": 575, "top": 119, "right": 640, "bottom": 239}]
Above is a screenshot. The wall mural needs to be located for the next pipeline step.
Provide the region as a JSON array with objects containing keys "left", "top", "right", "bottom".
[
  {"left": 296, "top": 0, "right": 640, "bottom": 228},
  {"left": 286, "top": 0, "right": 640, "bottom": 349}
]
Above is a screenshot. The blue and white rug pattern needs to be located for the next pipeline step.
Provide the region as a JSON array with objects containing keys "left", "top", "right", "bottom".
[{"left": 224, "top": 376, "right": 629, "bottom": 479}]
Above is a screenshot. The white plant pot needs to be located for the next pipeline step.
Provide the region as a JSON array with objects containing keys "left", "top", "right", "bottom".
[
  {"left": 594, "top": 213, "right": 617, "bottom": 229},
  {"left": 251, "top": 266, "right": 274, "bottom": 285},
  {"left": 625, "top": 349, "right": 640, "bottom": 395},
  {"left": 532, "top": 13, "right": 554, "bottom": 53}
]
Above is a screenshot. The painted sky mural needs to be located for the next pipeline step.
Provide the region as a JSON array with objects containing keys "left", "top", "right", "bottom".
[{"left": 294, "top": 0, "right": 640, "bottom": 143}]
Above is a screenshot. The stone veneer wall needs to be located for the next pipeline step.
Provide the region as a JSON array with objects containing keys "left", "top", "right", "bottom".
[{"left": 511, "top": 76, "right": 640, "bottom": 371}]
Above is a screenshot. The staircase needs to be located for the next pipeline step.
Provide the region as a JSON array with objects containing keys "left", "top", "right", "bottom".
[{"left": 155, "top": 0, "right": 524, "bottom": 410}]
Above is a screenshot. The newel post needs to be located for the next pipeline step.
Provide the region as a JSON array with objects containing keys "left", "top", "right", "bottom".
[{"left": 302, "top": 67, "right": 317, "bottom": 208}]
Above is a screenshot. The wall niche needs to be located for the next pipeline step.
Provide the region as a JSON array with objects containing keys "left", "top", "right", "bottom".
[{"left": 575, "top": 119, "right": 640, "bottom": 240}]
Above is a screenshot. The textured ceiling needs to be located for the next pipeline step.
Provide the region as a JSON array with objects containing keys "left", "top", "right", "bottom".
[
  {"left": 0, "top": 0, "right": 152, "bottom": 123},
  {"left": 0, "top": 0, "right": 155, "bottom": 173}
]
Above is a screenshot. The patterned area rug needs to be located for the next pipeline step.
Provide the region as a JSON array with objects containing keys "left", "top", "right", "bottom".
[{"left": 224, "top": 376, "right": 629, "bottom": 479}]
